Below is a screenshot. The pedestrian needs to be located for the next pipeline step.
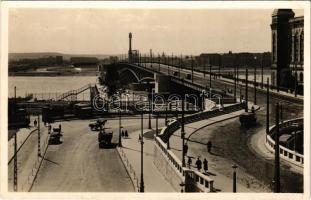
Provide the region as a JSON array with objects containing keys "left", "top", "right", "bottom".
[
  {"left": 48, "top": 124, "right": 52, "bottom": 134},
  {"left": 207, "top": 141, "right": 212, "bottom": 153},
  {"left": 125, "top": 130, "right": 128, "bottom": 138},
  {"left": 184, "top": 143, "right": 188, "bottom": 156},
  {"left": 203, "top": 158, "right": 208, "bottom": 174},
  {"left": 251, "top": 106, "right": 255, "bottom": 113},
  {"left": 34, "top": 119, "right": 37, "bottom": 127},
  {"left": 59, "top": 124, "right": 62, "bottom": 134},
  {"left": 187, "top": 157, "right": 192, "bottom": 169},
  {"left": 121, "top": 130, "right": 125, "bottom": 137},
  {"left": 195, "top": 157, "right": 202, "bottom": 172}
]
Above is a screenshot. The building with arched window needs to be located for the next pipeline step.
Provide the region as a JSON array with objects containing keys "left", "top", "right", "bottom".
[{"left": 271, "top": 9, "right": 304, "bottom": 94}]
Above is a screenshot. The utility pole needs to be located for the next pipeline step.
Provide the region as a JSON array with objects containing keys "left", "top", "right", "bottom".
[
  {"left": 140, "top": 112, "right": 145, "bottom": 192},
  {"left": 38, "top": 115, "right": 41, "bottom": 157},
  {"left": 148, "top": 88, "right": 152, "bottom": 129},
  {"left": 294, "top": 63, "right": 297, "bottom": 97},
  {"left": 14, "top": 87, "right": 18, "bottom": 192},
  {"left": 261, "top": 54, "right": 264, "bottom": 89},
  {"left": 245, "top": 69, "right": 248, "bottom": 112},
  {"left": 274, "top": 103, "right": 280, "bottom": 193},
  {"left": 266, "top": 78, "right": 270, "bottom": 134},
  {"left": 119, "top": 109, "right": 122, "bottom": 147},
  {"left": 254, "top": 60, "right": 257, "bottom": 105},
  {"left": 165, "top": 104, "right": 168, "bottom": 126},
  {"left": 156, "top": 114, "right": 159, "bottom": 137},
  {"left": 191, "top": 56, "right": 194, "bottom": 83},
  {"left": 218, "top": 61, "right": 221, "bottom": 79},
  {"left": 181, "top": 96, "right": 186, "bottom": 167},
  {"left": 158, "top": 54, "right": 160, "bottom": 72},
  {"left": 234, "top": 64, "right": 237, "bottom": 102},
  {"left": 232, "top": 164, "right": 237, "bottom": 193},
  {"left": 209, "top": 63, "right": 212, "bottom": 89}
]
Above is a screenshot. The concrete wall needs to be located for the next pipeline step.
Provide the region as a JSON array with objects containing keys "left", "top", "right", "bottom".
[{"left": 153, "top": 143, "right": 182, "bottom": 192}]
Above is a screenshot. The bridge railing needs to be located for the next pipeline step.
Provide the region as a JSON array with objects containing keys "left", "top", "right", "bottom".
[
  {"left": 56, "top": 83, "right": 94, "bottom": 101},
  {"left": 160, "top": 103, "right": 245, "bottom": 143},
  {"left": 155, "top": 136, "right": 214, "bottom": 192},
  {"left": 265, "top": 118, "right": 304, "bottom": 167}
]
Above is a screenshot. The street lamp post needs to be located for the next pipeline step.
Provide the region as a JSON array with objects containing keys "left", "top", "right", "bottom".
[
  {"left": 218, "top": 62, "right": 221, "bottom": 79},
  {"left": 294, "top": 62, "right": 298, "bottom": 97},
  {"left": 156, "top": 114, "right": 159, "bottom": 137},
  {"left": 254, "top": 57, "right": 257, "bottom": 105},
  {"left": 181, "top": 96, "right": 186, "bottom": 167},
  {"left": 148, "top": 87, "right": 152, "bottom": 129},
  {"left": 119, "top": 92, "right": 123, "bottom": 147},
  {"left": 261, "top": 54, "right": 264, "bottom": 89},
  {"left": 209, "top": 63, "right": 212, "bottom": 89},
  {"left": 232, "top": 164, "right": 238, "bottom": 193},
  {"left": 266, "top": 78, "right": 270, "bottom": 134},
  {"left": 165, "top": 104, "right": 168, "bottom": 126},
  {"left": 158, "top": 54, "right": 161, "bottom": 72},
  {"left": 245, "top": 68, "right": 248, "bottom": 112},
  {"left": 191, "top": 56, "right": 194, "bottom": 83},
  {"left": 38, "top": 115, "right": 41, "bottom": 157},
  {"left": 140, "top": 112, "right": 145, "bottom": 192},
  {"left": 119, "top": 110, "right": 123, "bottom": 147},
  {"left": 234, "top": 64, "right": 237, "bottom": 102},
  {"left": 274, "top": 103, "right": 280, "bottom": 193}
]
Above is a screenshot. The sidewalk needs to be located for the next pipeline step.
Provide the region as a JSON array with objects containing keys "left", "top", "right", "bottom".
[
  {"left": 169, "top": 109, "right": 255, "bottom": 192},
  {"left": 118, "top": 129, "right": 176, "bottom": 192},
  {"left": 8, "top": 116, "right": 50, "bottom": 192}
]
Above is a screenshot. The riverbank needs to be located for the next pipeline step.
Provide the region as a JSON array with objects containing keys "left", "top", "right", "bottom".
[{"left": 9, "top": 71, "right": 97, "bottom": 76}]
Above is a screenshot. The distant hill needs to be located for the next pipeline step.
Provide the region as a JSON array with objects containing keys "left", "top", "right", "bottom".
[{"left": 9, "top": 52, "right": 115, "bottom": 61}]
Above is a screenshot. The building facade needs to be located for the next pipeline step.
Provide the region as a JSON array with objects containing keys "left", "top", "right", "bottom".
[{"left": 271, "top": 9, "right": 304, "bottom": 94}]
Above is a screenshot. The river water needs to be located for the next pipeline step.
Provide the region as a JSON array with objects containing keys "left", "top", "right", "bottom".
[{"left": 9, "top": 76, "right": 98, "bottom": 99}]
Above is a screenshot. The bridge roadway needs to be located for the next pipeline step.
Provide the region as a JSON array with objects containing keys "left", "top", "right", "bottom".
[
  {"left": 139, "top": 62, "right": 303, "bottom": 192},
  {"left": 30, "top": 117, "right": 165, "bottom": 192}
]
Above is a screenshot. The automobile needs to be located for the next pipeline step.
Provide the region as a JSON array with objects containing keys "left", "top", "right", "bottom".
[
  {"left": 239, "top": 112, "right": 257, "bottom": 126},
  {"left": 89, "top": 119, "right": 107, "bottom": 131},
  {"left": 98, "top": 129, "right": 113, "bottom": 148},
  {"left": 49, "top": 131, "right": 62, "bottom": 144}
]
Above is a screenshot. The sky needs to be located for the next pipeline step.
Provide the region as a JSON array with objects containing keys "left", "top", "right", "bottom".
[{"left": 9, "top": 8, "right": 304, "bottom": 55}]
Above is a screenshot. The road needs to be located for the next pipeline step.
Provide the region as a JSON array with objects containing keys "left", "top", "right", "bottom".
[
  {"left": 31, "top": 117, "right": 165, "bottom": 192},
  {"left": 143, "top": 62, "right": 303, "bottom": 192}
]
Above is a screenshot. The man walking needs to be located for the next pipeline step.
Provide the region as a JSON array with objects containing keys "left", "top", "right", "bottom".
[
  {"left": 184, "top": 143, "right": 188, "bottom": 156},
  {"left": 187, "top": 157, "right": 192, "bottom": 169},
  {"left": 207, "top": 141, "right": 212, "bottom": 153},
  {"left": 125, "top": 130, "right": 128, "bottom": 138},
  {"left": 203, "top": 158, "right": 208, "bottom": 174},
  {"left": 195, "top": 157, "right": 202, "bottom": 172}
]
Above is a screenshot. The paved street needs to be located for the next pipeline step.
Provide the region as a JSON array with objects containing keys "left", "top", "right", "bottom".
[{"left": 30, "top": 117, "right": 166, "bottom": 192}]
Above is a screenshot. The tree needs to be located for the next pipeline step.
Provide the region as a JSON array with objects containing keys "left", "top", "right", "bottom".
[{"left": 105, "top": 64, "right": 121, "bottom": 96}]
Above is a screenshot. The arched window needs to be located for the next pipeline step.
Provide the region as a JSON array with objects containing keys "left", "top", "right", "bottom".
[
  {"left": 300, "top": 31, "right": 304, "bottom": 62},
  {"left": 300, "top": 72, "right": 303, "bottom": 82}
]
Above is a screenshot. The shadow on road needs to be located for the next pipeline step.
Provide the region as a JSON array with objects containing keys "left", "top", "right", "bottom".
[
  {"left": 42, "top": 157, "right": 60, "bottom": 166},
  {"left": 99, "top": 143, "right": 118, "bottom": 149}
]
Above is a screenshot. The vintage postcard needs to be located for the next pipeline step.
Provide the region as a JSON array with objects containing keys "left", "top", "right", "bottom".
[{"left": 0, "top": 1, "right": 310, "bottom": 200}]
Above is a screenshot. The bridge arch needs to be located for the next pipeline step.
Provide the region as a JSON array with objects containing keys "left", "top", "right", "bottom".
[{"left": 119, "top": 68, "right": 140, "bottom": 83}]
